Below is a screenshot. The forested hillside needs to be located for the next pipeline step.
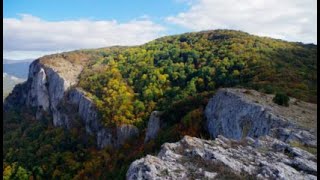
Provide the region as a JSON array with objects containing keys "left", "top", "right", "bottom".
[
  {"left": 3, "top": 30, "right": 317, "bottom": 179},
  {"left": 78, "top": 29, "right": 317, "bottom": 127}
]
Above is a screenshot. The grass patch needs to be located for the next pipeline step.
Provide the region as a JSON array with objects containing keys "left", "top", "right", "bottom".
[{"left": 289, "top": 141, "right": 317, "bottom": 155}]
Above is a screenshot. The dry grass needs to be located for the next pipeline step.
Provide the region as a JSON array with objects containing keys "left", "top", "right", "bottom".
[{"left": 225, "top": 88, "right": 317, "bottom": 136}]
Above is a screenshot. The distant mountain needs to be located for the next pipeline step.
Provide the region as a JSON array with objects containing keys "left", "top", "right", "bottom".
[
  {"left": 3, "top": 59, "right": 34, "bottom": 64},
  {"left": 3, "top": 59, "right": 34, "bottom": 79},
  {"left": 3, "top": 73, "right": 25, "bottom": 100}
]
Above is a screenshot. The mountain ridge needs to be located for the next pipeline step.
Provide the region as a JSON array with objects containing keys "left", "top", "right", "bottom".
[{"left": 3, "top": 29, "right": 317, "bottom": 179}]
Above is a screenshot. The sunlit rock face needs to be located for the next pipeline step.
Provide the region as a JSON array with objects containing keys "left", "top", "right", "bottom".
[
  {"left": 205, "top": 88, "right": 317, "bottom": 147},
  {"left": 127, "top": 135, "right": 317, "bottom": 180},
  {"left": 4, "top": 55, "right": 139, "bottom": 149}
]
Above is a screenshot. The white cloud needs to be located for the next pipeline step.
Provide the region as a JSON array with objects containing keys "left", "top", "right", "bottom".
[
  {"left": 167, "top": 0, "right": 317, "bottom": 44},
  {"left": 3, "top": 50, "right": 64, "bottom": 60},
  {"left": 3, "top": 14, "right": 166, "bottom": 59}
]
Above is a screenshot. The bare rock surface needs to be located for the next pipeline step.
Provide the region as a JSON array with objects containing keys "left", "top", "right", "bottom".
[
  {"left": 127, "top": 136, "right": 317, "bottom": 180},
  {"left": 205, "top": 88, "right": 317, "bottom": 146},
  {"left": 144, "top": 111, "right": 162, "bottom": 143}
]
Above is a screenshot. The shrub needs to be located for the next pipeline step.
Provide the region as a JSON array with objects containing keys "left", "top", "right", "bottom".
[
  {"left": 273, "top": 92, "right": 289, "bottom": 106},
  {"left": 264, "top": 85, "right": 274, "bottom": 94}
]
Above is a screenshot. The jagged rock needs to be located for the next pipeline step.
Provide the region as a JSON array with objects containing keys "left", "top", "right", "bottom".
[
  {"left": 33, "top": 67, "right": 50, "bottom": 111},
  {"left": 127, "top": 136, "right": 317, "bottom": 180},
  {"left": 270, "top": 128, "right": 317, "bottom": 147},
  {"left": 23, "top": 58, "right": 83, "bottom": 125},
  {"left": 144, "top": 111, "right": 162, "bottom": 143},
  {"left": 205, "top": 88, "right": 317, "bottom": 146}
]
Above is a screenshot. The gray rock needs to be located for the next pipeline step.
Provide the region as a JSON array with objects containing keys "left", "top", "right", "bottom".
[
  {"left": 116, "top": 124, "right": 139, "bottom": 147},
  {"left": 127, "top": 136, "right": 317, "bottom": 180},
  {"left": 144, "top": 111, "right": 162, "bottom": 143},
  {"left": 126, "top": 155, "right": 188, "bottom": 180},
  {"left": 204, "top": 88, "right": 317, "bottom": 146},
  {"left": 67, "top": 88, "right": 100, "bottom": 134},
  {"left": 64, "top": 88, "right": 141, "bottom": 149},
  {"left": 97, "top": 129, "right": 113, "bottom": 149},
  {"left": 24, "top": 59, "right": 81, "bottom": 125},
  {"left": 204, "top": 171, "right": 217, "bottom": 179}
]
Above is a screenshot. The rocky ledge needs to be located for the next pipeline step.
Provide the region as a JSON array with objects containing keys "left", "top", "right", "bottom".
[{"left": 127, "top": 135, "right": 317, "bottom": 180}]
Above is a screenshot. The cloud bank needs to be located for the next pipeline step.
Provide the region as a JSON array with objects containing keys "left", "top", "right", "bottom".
[
  {"left": 167, "top": 0, "right": 317, "bottom": 44},
  {"left": 4, "top": 14, "right": 166, "bottom": 59}
]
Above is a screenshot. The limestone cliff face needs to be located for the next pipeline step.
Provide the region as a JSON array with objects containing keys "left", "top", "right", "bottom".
[
  {"left": 127, "top": 136, "right": 317, "bottom": 179},
  {"left": 4, "top": 53, "right": 139, "bottom": 149},
  {"left": 23, "top": 56, "right": 84, "bottom": 125},
  {"left": 205, "top": 88, "right": 317, "bottom": 147},
  {"left": 65, "top": 88, "right": 139, "bottom": 148},
  {"left": 144, "top": 111, "right": 162, "bottom": 143}
]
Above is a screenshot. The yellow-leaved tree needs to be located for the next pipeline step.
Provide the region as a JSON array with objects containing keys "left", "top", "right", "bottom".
[{"left": 96, "top": 63, "right": 137, "bottom": 126}]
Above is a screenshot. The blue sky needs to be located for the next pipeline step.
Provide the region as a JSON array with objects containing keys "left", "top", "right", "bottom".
[
  {"left": 4, "top": 0, "right": 188, "bottom": 22},
  {"left": 4, "top": 0, "right": 317, "bottom": 60}
]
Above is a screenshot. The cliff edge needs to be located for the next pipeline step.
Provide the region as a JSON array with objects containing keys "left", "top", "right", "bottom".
[{"left": 4, "top": 51, "right": 139, "bottom": 149}]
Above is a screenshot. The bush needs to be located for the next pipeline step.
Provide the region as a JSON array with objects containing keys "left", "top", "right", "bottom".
[
  {"left": 264, "top": 85, "right": 274, "bottom": 94},
  {"left": 273, "top": 92, "right": 289, "bottom": 106}
]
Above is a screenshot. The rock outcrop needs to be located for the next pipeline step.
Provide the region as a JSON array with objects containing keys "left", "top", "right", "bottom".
[
  {"left": 144, "top": 111, "right": 162, "bottom": 143},
  {"left": 25, "top": 57, "right": 85, "bottom": 124},
  {"left": 127, "top": 135, "right": 317, "bottom": 180},
  {"left": 4, "top": 52, "right": 139, "bottom": 149},
  {"left": 117, "top": 124, "right": 139, "bottom": 147},
  {"left": 205, "top": 88, "right": 317, "bottom": 147},
  {"left": 65, "top": 88, "right": 139, "bottom": 148}
]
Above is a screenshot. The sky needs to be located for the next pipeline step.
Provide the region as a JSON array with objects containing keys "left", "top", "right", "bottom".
[{"left": 4, "top": 0, "right": 317, "bottom": 60}]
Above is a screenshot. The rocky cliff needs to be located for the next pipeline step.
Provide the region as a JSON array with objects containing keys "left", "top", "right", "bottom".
[
  {"left": 144, "top": 111, "right": 162, "bottom": 143},
  {"left": 130, "top": 88, "right": 317, "bottom": 179},
  {"left": 205, "top": 88, "right": 317, "bottom": 147},
  {"left": 4, "top": 52, "right": 139, "bottom": 149},
  {"left": 127, "top": 135, "right": 317, "bottom": 179}
]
